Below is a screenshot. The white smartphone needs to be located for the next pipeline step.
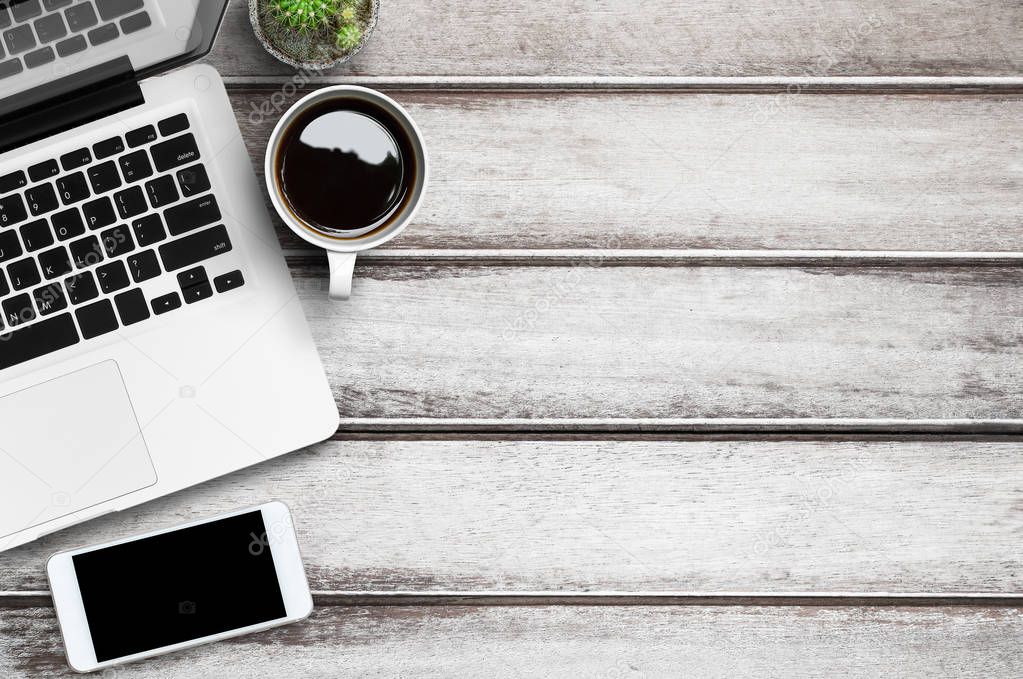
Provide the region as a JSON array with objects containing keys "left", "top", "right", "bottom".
[{"left": 47, "top": 502, "right": 313, "bottom": 673}]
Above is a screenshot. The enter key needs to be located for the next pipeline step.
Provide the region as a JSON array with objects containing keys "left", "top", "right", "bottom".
[{"left": 164, "top": 194, "right": 221, "bottom": 236}]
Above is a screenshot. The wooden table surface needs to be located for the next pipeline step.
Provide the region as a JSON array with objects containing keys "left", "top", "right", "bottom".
[{"left": 3, "top": 1, "right": 1023, "bottom": 676}]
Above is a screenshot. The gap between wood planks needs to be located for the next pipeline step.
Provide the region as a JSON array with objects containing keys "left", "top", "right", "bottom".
[
  {"left": 282, "top": 250, "right": 1023, "bottom": 267},
  {"left": 4, "top": 592, "right": 1023, "bottom": 609},
  {"left": 222, "top": 76, "right": 1023, "bottom": 93},
  {"left": 326, "top": 432, "right": 1023, "bottom": 442},
  {"left": 327, "top": 419, "right": 1023, "bottom": 436}
]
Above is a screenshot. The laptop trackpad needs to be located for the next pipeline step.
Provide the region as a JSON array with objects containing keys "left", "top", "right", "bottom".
[{"left": 0, "top": 361, "right": 157, "bottom": 538}]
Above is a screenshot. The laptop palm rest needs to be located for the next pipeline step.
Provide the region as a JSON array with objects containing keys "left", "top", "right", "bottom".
[{"left": 0, "top": 361, "right": 156, "bottom": 539}]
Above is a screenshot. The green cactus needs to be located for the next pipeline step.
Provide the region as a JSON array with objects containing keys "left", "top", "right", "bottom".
[
  {"left": 268, "top": 0, "right": 342, "bottom": 32},
  {"left": 335, "top": 23, "right": 363, "bottom": 50},
  {"left": 264, "top": 0, "right": 369, "bottom": 61}
]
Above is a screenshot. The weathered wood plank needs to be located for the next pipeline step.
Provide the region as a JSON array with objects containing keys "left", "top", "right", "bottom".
[
  {"left": 229, "top": 91, "right": 1023, "bottom": 253},
  {"left": 4, "top": 440, "right": 1022, "bottom": 592},
  {"left": 287, "top": 265, "right": 1022, "bottom": 422},
  {"left": 209, "top": 1, "right": 1023, "bottom": 77},
  {"left": 3, "top": 603, "right": 1022, "bottom": 677}
]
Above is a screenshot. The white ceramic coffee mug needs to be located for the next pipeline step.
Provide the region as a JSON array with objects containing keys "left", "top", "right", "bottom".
[{"left": 265, "top": 86, "right": 428, "bottom": 300}]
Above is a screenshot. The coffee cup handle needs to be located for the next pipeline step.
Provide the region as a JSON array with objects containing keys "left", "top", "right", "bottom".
[{"left": 328, "top": 252, "right": 358, "bottom": 301}]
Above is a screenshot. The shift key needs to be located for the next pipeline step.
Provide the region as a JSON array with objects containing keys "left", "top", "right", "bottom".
[
  {"left": 165, "top": 194, "right": 220, "bottom": 236},
  {"left": 159, "top": 224, "right": 232, "bottom": 272}
]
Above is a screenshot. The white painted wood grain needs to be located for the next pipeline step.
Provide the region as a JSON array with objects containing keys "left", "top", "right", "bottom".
[
  {"left": 285, "top": 265, "right": 1023, "bottom": 421},
  {"left": 209, "top": 1, "right": 1023, "bottom": 77},
  {"left": 230, "top": 91, "right": 1023, "bottom": 252},
  {"left": 3, "top": 604, "right": 1022, "bottom": 678},
  {"left": 4, "top": 440, "right": 1022, "bottom": 592}
]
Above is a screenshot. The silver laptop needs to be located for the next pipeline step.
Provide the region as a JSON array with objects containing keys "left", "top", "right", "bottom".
[{"left": 0, "top": 0, "right": 339, "bottom": 552}]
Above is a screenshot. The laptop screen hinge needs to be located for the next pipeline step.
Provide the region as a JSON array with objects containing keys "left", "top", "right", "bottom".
[{"left": 0, "top": 57, "right": 144, "bottom": 155}]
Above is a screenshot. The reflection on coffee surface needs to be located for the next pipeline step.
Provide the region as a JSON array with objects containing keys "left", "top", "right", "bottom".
[{"left": 276, "top": 99, "right": 415, "bottom": 235}]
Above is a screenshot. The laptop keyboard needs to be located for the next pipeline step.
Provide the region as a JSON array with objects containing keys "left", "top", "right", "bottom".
[
  {"left": 0, "top": 0, "right": 151, "bottom": 79},
  {"left": 0, "top": 111, "right": 246, "bottom": 371}
]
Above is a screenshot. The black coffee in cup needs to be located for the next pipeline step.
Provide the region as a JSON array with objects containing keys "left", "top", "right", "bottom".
[{"left": 274, "top": 98, "right": 417, "bottom": 237}]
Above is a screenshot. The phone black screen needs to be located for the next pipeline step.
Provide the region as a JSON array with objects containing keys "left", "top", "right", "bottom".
[{"left": 72, "top": 511, "right": 287, "bottom": 662}]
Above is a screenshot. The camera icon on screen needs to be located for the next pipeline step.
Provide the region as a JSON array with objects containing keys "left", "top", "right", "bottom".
[{"left": 178, "top": 601, "right": 197, "bottom": 615}]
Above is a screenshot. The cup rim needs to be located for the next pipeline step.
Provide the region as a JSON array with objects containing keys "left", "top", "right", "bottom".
[{"left": 264, "top": 85, "right": 429, "bottom": 254}]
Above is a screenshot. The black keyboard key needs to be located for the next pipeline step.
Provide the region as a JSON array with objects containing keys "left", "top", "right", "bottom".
[
  {"left": 3, "top": 24, "right": 35, "bottom": 54},
  {"left": 51, "top": 208, "right": 85, "bottom": 240},
  {"left": 0, "top": 6, "right": 9, "bottom": 30},
  {"left": 151, "top": 133, "right": 200, "bottom": 172},
  {"left": 0, "top": 171, "right": 18, "bottom": 199},
  {"left": 118, "top": 149, "right": 152, "bottom": 183},
  {"left": 0, "top": 230, "right": 20, "bottom": 262},
  {"left": 214, "top": 270, "right": 245, "bottom": 294},
  {"left": 113, "top": 287, "right": 148, "bottom": 325},
  {"left": 60, "top": 147, "right": 91, "bottom": 172},
  {"left": 0, "top": 59, "right": 22, "bottom": 80},
  {"left": 127, "top": 249, "right": 159, "bottom": 283},
  {"left": 65, "top": 270, "right": 98, "bottom": 305},
  {"left": 7, "top": 257, "right": 40, "bottom": 290},
  {"left": 119, "top": 9, "right": 148, "bottom": 33},
  {"left": 151, "top": 291, "right": 180, "bottom": 315},
  {"left": 176, "top": 266, "right": 206, "bottom": 289},
  {"left": 176, "top": 164, "right": 210, "bottom": 198},
  {"left": 25, "top": 183, "right": 57, "bottom": 215},
  {"left": 125, "top": 124, "right": 156, "bottom": 148},
  {"left": 87, "top": 161, "right": 121, "bottom": 194},
  {"left": 165, "top": 194, "right": 220, "bottom": 236},
  {"left": 33, "top": 282, "right": 67, "bottom": 316},
  {"left": 132, "top": 214, "right": 165, "bottom": 246},
  {"left": 99, "top": 224, "right": 133, "bottom": 258},
  {"left": 96, "top": 0, "right": 140, "bottom": 21},
  {"left": 82, "top": 196, "right": 116, "bottom": 230},
  {"left": 10, "top": 0, "right": 42, "bottom": 21},
  {"left": 69, "top": 235, "right": 103, "bottom": 269},
  {"left": 158, "top": 224, "right": 232, "bottom": 272},
  {"left": 0, "top": 170, "right": 26, "bottom": 194},
  {"left": 96, "top": 259, "right": 128, "bottom": 293},
  {"left": 182, "top": 280, "right": 213, "bottom": 304},
  {"left": 0, "top": 311, "right": 79, "bottom": 369},
  {"left": 23, "top": 45, "right": 54, "bottom": 68},
  {"left": 20, "top": 219, "right": 52, "bottom": 251},
  {"left": 28, "top": 159, "right": 59, "bottom": 182},
  {"left": 57, "top": 172, "right": 89, "bottom": 205},
  {"left": 0, "top": 193, "right": 27, "bottom": 226},
  {"left": 145, "top": 175, "right": 178, "bottom": 209},
  {"left": 0, "top": 271, "right": 7, "bottom": 297},
  {"left": 55, "top": 33, "right": 85, "bottom": 56},
  {"left": 113, "top": 186, "right": 146, "bottom": 219},
  {"left": 92, "top": 136, "right": 124, "bottom": 160},
  {"left": 34, "top": 12, "right": 67, "bottom": 42},
  {"left": 65, "top": 2, "right": 97, "bottom": 31},
  {"left": 87, "top": 22, "right": 117, "bottom": 45},
  {"left": 43, "top": 0, "right": 75, "bottom": 10},
  {"left": 2, "top": 292, "right": 33, "bottom": 326},
  {"left": 38, "top": 245, "right": 72, "bottom": 279},
  {"left": 158, "top": 114, "right": 189, "bottom": 137},
  {"left": 75, "top": 298, "right": 117, "bottom": 339}
]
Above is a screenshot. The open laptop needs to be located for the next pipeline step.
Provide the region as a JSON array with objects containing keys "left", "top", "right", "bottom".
[{"left": 0, "top": 0, "right": 339, "bottom": 552}]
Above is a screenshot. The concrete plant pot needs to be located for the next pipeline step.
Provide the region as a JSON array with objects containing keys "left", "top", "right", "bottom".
[{"left": 249, "top": 0, "right": 379, "bottom": 71}]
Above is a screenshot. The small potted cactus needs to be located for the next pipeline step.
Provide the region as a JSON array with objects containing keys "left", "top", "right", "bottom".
[{"left": 250, "top": 0, "right": 379, "bottom": 70}]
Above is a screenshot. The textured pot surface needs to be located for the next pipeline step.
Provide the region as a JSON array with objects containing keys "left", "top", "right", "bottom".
[{"left": 249, "top": 0, "right": 380, "bottom": 71}]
